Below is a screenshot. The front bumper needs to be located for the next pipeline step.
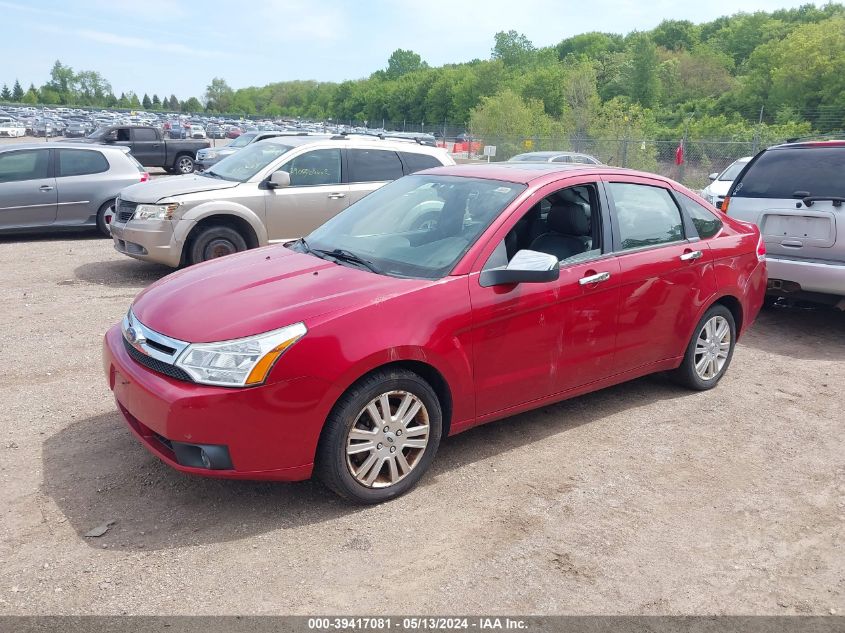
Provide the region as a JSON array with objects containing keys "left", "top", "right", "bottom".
[
  {"left": 195, "top": 156, "right": 220, "bottom": 169},
  {"left": 110, "top": 218, "right": 184, "bottom": 268},
  {"left": 767, "top": 256, "right": 845, "bottom": 297},
  {"left": 103, "top": 325, "right": 329, "bottom": 481}
]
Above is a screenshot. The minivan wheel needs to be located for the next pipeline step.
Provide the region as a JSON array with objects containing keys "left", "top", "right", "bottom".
[
  {"left": 316, "top": 369, "right": 443, "bottom": 504},
  {"left": 188, "top": 225, "right": 248, "bottom": 265},
  {"left": 175, "top": 155, "right": 195, "bottom": 174},
  {"left": 96, "top": 200, "right": 116, "bottom": 237},
  {"left": 671, "top": 304, "right": 736, "bottom": 391}
]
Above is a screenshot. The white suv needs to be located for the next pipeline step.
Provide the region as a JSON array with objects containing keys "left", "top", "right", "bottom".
[{"left": 110, "top": 135, "right": 455, "bottom": 267}]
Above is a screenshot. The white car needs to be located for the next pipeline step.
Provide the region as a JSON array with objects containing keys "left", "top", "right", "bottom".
[
  {"left": 190, "top": 125, "right": 206, "bottom": 139},
  {"left": 700, "top": 156, "right": 752, "bottom": 209},
  {"left": 0, "top": 120, "right": 26, "bottom": 138}
]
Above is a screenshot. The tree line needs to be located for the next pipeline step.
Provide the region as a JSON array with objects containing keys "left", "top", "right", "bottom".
[{"left": 3, "top": 3, "right": 844, "bottom": 145}]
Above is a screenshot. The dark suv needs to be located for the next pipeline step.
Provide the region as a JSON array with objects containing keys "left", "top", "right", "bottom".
[{"left": 725, "top": 140, "right": 845, "bottom": 305}]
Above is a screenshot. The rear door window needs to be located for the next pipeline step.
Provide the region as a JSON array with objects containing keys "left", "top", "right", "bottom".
[
  {"left": 132, "top": 128, "right": 158, "bottom": 142},
  {"left": 677, "top": 194, "right": 723, "bottom": 239},
  {"left": 733, "top": 147, "right": 845, "bottom": 198},
  {"left": 0, "top": 149, "right": 50, "bottom": 183},
  {"left": 607, "top": 182, "right": 684, "bottom": 250},
  {"left": 399, "top": 152, "right": 441, "bottom": 175},
  {"left": 348, "top": 149, "right": 403, "bottom": 183},
  {"left": 57, "top": 149, "right": 109, "bottom": 177}
]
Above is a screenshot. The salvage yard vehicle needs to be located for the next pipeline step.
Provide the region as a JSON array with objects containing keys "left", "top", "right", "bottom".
[
  {"left": 109, "top": 135, "right": 454, "bottom": 267},
  {"left": 509, "top": 151, "right": 603, "bottom": 165},
  {"left": 0, "top": 120, "right": 26, "bottom": 138},
  {"left": 195, "top": 130, "right": 306, "bottom": 170},
  {"left": 103, "top": 162, "right": 767, "bottom": 503},
  {"left": 700, "top": 156, "right": 751, "bottom": 209},
  {"left": 78, "top": 124, "right": 210, "bottom": 174},
  {"left": 0, "top": 143, "right": 149, "bottom": 236},
  {"left": 724, "top": 140, "right": 845, "bottom": 304}
]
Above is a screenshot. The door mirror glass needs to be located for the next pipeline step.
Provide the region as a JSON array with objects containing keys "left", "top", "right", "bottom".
[
  {"left": 268, "top": 170, "right": 291, "bottom": 189},
  {"left": 479, "top": 249, "right": 560, "bottom": 287}
]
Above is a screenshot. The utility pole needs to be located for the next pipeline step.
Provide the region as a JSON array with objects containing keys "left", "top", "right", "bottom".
[{"left": 752, "top": 105, "right": 764, "bottom": 154}]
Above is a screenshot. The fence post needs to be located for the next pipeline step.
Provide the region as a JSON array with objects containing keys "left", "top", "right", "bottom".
[{"left": 679, "top": 132, "right": 687, "bottom": 184}]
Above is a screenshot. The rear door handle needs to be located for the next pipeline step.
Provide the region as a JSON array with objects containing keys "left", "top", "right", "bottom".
[
  {"left": 328, "top": 193, "right": 346, "bottom": 199},
  {"left": 39, "top": 185, "right": 54, "bottom": 192},
  {"left": 579, "top": 271, "right": 611, "bottom": 285},
  {"left": 680, "top": 250, "right": 703, "bottom": 261}
]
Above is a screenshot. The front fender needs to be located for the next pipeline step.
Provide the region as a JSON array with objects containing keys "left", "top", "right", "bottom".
[{"left": 174, "top": 201, "right": 269, "bottom": 245}]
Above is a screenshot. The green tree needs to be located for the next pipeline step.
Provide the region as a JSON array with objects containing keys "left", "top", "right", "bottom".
[
  {"left": 556, "top": 32, "right": 623, "bottom": 60},
  {"left": 12, "top": 80, "right": 23, "bottom": 101},
  {"left": 625, "top": 33, "right": 661, "bottom": 107},
  {"left": 0, "top": 84, "right": 11, "bottom": 101},
  {"left": 152, "top": 94, "right": 161, "bottom": 109},
  {"left": 22, "top": 86, "right": 38, "bottom": 104},
  {"left": 182, "top": 97, "right": 202, "bottom": 112},
  {"left": 651, "top": 20, "right": 699, "bottom": 50},
  {"left": 491, "top": 30, "right": 536, "bottom": 67},
  {"left": 205, "top": 77, "right": 234, "bottom": 112},
  {"left": 117, "top": 92, "right": 130, "bottom": 108},
  {"left": 562, "top": 60, "right": 601, "bottom": 139},
  {"left": 142, "top": 93, "right": 152, "bottom": 109},
  {"left": 469, "top": 89, "right": 556, "bottom": 157},
  {"left": 47, "top": 60, "right": 76, "bottom": 103},
  {"left": 385, "top": 49, "right": 427, "bottom": 79},
  {"left": 168, "top": 94, "right": 181, "bottom": 112}
]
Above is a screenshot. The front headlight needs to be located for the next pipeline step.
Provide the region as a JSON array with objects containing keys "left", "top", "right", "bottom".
[
  {"left": 134, "top": 203, "right": 181, "bottom": 220},
  {"left": 203, "top": 150, "right": 218, "bottom": 159},
  {"left": 174, "top": 322, "right": 307, "bottom": 387}
]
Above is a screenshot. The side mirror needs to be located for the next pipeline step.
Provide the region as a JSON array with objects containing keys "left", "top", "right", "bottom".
[
  {"left": 708, "top": 172, "right": 718, "bottom": 181},
  {"left": 479, "top": 249, "right": 560, "bottom": 287},
  {"left": 267, "top": 170, "right": 291, "bottom": 189}
]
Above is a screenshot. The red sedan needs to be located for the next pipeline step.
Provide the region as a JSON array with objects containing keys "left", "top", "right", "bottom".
[{"left": 103, "top": 164, "right": 767, "bottom": 503}]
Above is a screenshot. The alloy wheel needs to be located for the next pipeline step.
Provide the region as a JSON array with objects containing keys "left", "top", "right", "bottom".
[
  {"left": 345, "top": 391, "right": 430, "bottom": 488},
  {"left": 694, "top": 315, "right": 731, "bottom": 380}
]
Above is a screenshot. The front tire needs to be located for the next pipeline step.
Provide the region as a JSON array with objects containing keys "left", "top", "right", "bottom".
[
  {"left": 188, "top": 225, "right": 248, "bottom": 265},
  {"left": 96, "top": 199, "right": 116, "bottom": 237},
  {"left": 670, "top": 304, "right": 736, "bottom": 391},
  {"left": 316, "top": 369, "right": 443, "bottom": 504},
  {"left": 174, "top": 154, "right": 195, "bottom": 174}
]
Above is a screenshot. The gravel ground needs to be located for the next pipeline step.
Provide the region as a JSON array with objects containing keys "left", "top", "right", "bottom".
[{"left": 0, "top": 233, "right": 842, "bottom": 616}]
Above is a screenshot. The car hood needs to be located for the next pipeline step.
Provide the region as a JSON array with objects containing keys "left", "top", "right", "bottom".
[
  {"left": 120, "top": 174, "right": 239, "bottom": 202},
  {"left": 131, "top": 246, "right": 429, "bottom": 343}
]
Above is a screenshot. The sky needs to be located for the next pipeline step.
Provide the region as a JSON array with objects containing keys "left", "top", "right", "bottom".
[{"left": 0, "top": 0, "right": 826, "bottom": 100}]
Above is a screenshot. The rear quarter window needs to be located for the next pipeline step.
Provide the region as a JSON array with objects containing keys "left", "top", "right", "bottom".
[
  {"left": 733, "top": 147, "right": 845, "bottom": 199},
  {"left": 677, "top": 194, "right": 723, "bottom": 238},
  {"left": 57, "top": 149, "right": 109, "bottom": 177},
  {"left": 400, "top": 152, "right": 442, "bottom": 175}
]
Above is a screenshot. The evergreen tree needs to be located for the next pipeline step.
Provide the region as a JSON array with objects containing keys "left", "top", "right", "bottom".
[
  {"left": 0, "top": 84, "right": 11, "bottom": 101},
  {"left": 142, "top": 93, "right": 152, "bottom": 109},
  {"left": 152, "top": 94, "right": 161, "bottom": 109},
  {"left": 12, "top": 79, "right": 23, "bottom": 101}
]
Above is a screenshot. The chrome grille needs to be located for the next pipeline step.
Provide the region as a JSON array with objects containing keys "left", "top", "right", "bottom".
[
  {"left": 121, "top": 310, "right": 192, "bottom": 382},
  {"left": 116, "top": 200, "right": 138, "bottom": 223}
]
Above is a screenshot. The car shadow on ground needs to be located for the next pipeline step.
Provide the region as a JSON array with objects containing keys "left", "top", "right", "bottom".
[
  {"left": 740, "top": 303, "right": 845, "bottom": 361},
  {"left": 74, "top": 258, "right": 174, "bottom": 288},
  {"left": 0, "top": 232, "right": 103, "bottom": 244},
  {"left": 41, "top": 376, "right": 687, "bottom": 551}
]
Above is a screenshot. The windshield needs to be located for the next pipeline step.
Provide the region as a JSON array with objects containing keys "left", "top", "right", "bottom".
[
  {"left": 303, "top": 175, "right": 526, "bottom": 279},
  {"left": 719, "top": 159, "right": 750, "bottom": 181},
  {"left": 88, "top": 127, "right": 111, "bottom": 139},
  {"left": 509, "top": 153, "right": 545, "bottom": 162},
  {"left": 228, "top": 133, "right": 256, "bottom": 148},
  {"left": 205, "top": 141, "right": 292, "bottom": 182}
]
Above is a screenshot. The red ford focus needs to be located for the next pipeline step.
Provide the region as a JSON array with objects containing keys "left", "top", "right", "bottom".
[{"left": 103, "top": 163, "right": 767, "bottom": 503}]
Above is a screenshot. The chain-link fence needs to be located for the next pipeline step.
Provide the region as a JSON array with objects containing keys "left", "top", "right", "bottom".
[{"left": 445, "top": 136, "right": 782, "bottom": 191}]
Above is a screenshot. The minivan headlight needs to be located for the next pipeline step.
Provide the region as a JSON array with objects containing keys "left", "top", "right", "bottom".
[
  {"left": 175, "top": 322, "right": 307, "bottom": 387},
  {"left": 134, "top": 203, "right": 181, "bottom": 220}
]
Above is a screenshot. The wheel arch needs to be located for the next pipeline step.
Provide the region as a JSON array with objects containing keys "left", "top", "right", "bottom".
[{"left": 712, "top": 294, "right": 744, "bottom": 337}]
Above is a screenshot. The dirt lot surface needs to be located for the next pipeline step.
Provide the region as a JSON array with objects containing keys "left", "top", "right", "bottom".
[{"left": 0, "top": 233, "right": 842, "bottom": 616}]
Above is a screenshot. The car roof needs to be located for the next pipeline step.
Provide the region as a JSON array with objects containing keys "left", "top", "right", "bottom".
[
  {"left": 513, "top": 151, "right": 586, "bottom": 158},
  {"left": 256, "top": 135, "right": 449, "bottom": 155},
  {"left": 769, "top": 139, "right": 845, "bottom": 150},
  {"left": 419, "top": 162, "right": 664, "bottom": 185},
  {"left": 0, "top": 142, "right": 130, "bottom": 153}
]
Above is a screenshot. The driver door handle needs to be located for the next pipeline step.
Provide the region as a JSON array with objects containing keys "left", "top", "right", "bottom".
[
  {"left": 579, "top": 271, "right": 611, "bottom": 285},
  {"left": 680, "top": 250, "right": 703, "bottom": 261},
  {"left": 328, "top": 193, "right": 346, "bottom": 199},
  {"left": 39, "top": 185, "right": 54, "bottom": 192}
]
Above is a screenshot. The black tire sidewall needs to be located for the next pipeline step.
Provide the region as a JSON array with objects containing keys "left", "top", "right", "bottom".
[
  {"left": 317, "top": 370, "right": 443, "bottom": 504},
  {"left": 96, "top": 200, "right": 115, "bottom": 237},
  {"left": 175, "top": 155, "right": 195, "bottom": 174},
  {"left": 189, "top": 226, "right": 248, "bottom": 265},
  {"left": 678, "top": 304, "right": 737, "bottom": 390}
]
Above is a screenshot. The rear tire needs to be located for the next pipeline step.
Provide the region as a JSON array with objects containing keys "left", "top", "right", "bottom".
[
  {"left": 188, "top": 225, "right": 248, "bottom": 265},
  {"left": 174, "top": 155, "right": 195, "bottom": 174},
  {"left": 96, "top": 199, "right": 116, "bottom": 237},
  {"left": 315, "top": 369, "right": 443, "bottom": 504},
  {"left": 670, "top": 304, "right": 736, "bottom": 391}
]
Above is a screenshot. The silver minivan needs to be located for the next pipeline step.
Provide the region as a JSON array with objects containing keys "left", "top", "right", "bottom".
[
  {"left": 0, "top": 143, "right": 149, "bottom": 236},
  {"left": 110, "top": 135, "right": 455, "bottom": 267},
  {"left": 725, "top": 140, "right": 845, "bottom": 304}
]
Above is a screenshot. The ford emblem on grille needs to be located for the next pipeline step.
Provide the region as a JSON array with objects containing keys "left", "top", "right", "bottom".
[{"left": 125, "top": 326, "right": 146, "bottom": 347}]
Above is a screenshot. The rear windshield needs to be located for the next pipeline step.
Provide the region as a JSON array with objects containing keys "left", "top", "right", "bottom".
[
  {"left": 719, "top": 160, "right": 748, "bottom": 181},
  {"left": 733, "top": 147, "right": 845, "bottom": 198}
]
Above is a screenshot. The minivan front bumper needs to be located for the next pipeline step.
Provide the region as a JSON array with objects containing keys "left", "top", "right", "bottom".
[
  {"left": 110, "top": 218, "right": 184, "bottom": 268},
  {"left": 767, "top": 255, "right": 845, "bottom": 297}
]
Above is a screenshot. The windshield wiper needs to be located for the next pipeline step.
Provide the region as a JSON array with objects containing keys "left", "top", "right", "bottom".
[
  {"left": 314, "top": 248, "right": 380, "bottom": 274},
  {"left": 202, "top": 171, "right": 221, "bottom": 179}
]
